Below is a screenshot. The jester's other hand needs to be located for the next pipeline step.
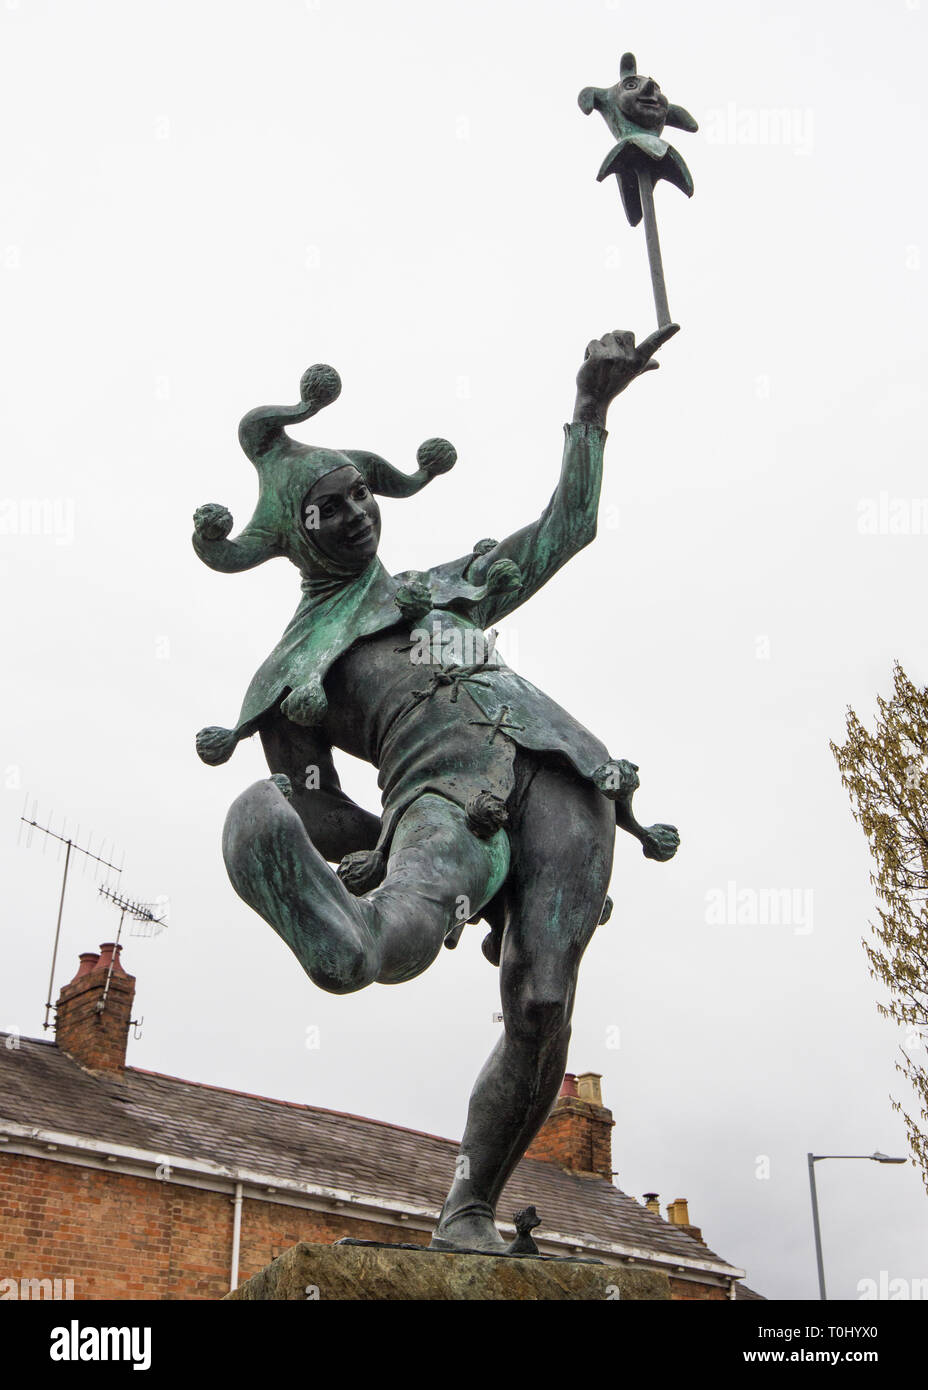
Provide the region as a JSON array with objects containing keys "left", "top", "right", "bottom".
[
  {"left": 193, "top": 503, "right": 234, "bottom": 542},
  {"left": 573, "top": 324, "right": 679, "bottom": 427}
]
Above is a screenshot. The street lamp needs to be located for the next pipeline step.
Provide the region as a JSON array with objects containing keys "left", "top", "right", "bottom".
[{"left": 807, "top": 1151, "right": 907, "bottom": 1300}]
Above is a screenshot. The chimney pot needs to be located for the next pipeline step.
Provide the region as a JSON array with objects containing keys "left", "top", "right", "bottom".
[
  {"left": 576, "top": 1071, "right": 603, "bottom": 1106},
  {"left": 71, "top": 952, "right": 100, "bottom": 982},
  {"left": 643, "top": 1192, "right": 661, "bottom": 1215},
  {"left": 96, "top": 942, "right": 127, "bottom": 976},
  {"left": 559, "top": 1073, "right": 579, "bottom": 1099}
]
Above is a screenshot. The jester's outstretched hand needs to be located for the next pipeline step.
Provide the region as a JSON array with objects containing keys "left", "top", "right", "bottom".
[{"left": 573, "top": 323, "right": 679, "bottom": 427}]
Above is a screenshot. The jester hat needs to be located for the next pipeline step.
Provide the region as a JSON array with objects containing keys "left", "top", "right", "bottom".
[{"left": 192, "top": 363, "right": 457, "bottom": 581}]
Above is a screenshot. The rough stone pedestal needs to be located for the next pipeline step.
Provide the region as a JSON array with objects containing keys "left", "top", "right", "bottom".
[{"left": 224, "top": 1242, "right": 671, "bottom": 1301}]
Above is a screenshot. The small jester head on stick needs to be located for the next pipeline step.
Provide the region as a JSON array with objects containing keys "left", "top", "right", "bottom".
[
  {"left": 579, "top": 51, "right": 698, "bottom": 225},
  {"left": 579, "top": 52, "right": 698, "bottom": 328}
]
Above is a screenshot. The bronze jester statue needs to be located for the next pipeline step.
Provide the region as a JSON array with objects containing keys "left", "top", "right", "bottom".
[{"left": 193, "top": 325, "right": 680, "bottom": 1253}]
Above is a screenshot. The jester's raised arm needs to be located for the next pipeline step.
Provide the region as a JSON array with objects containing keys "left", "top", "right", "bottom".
[{"left": 465, "top": 324, "right": 678, "bottom": 616}]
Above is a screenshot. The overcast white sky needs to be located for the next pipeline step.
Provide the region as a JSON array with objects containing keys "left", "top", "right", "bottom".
[{"left": 2, "top": 0, "right": 927, "bottom": 1301}]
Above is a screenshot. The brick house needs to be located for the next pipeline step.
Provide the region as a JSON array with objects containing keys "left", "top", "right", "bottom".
[{"left": 0, "top": 943, "right": 760, "bottom": 1300}]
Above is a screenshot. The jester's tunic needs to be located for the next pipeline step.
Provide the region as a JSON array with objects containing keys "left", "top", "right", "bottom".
[
  {"left": 207, "top": 421, "right": 618, "bottom": 861},
  {"left": 316, "top": 612, "right": 611, "bottom": 857}
]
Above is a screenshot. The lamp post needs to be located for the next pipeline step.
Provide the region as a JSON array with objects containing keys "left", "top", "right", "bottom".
[{"left": 807, "top": 1151, "right": 907, "bottom": 1300}]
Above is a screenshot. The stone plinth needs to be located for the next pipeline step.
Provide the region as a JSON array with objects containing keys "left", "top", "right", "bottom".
[{"left": 225, "top": 1242, "right": 671, "bottom": 1301}]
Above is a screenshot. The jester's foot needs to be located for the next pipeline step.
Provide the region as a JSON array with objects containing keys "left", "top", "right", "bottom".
[
  {"left": 430, "top": 1200, "right": 508, "bottom": 1254},
  {"left": 222, "top": 779, "right": 380, "bottom": 995},
  {"left": 641, "top": 823, "right": 680, "bottom": 862}
]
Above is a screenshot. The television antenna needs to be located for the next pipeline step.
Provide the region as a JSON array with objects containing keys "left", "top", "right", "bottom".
[
  {"left": 96, "top": 884, "right": 168, "bottom": 1025},
  {"left": 18, "top": 799, "right": 124, "bottom": 1030}
]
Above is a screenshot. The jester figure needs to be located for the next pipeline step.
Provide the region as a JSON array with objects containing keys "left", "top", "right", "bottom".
[{"left": 193, "top": 324, "right": 680, "bottom": 1253}]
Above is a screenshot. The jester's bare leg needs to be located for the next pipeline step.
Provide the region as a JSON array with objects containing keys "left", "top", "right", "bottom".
[
  {"left": 222, "top": 779, "right": 509, "bottom": 994},
  {"left": 431, "top": 758, "right": 615, "bottom": 1252}
]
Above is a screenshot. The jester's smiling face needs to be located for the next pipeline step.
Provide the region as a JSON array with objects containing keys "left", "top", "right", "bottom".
[
  {"left": 616, "top": 73, "right": 669, "bottom": 131},
  {"left": 303, "top": 465, "right": 382, "bottom": 569}
]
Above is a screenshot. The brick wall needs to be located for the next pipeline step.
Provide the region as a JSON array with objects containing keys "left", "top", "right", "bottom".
[
  {"left": 0, "top": 1153, "right": 427, "bottom": 1300},
  {"left": 669, "top": 1276, "right": 728, "bottom": 1301},
  {"left": 236, "top": 1199, "right": 428, "bottom": 1290},
  {"left": 0, "top": 1151, "right": 726, "bottom": 1300}
]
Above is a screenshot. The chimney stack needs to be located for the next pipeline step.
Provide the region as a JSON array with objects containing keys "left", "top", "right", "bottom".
[
  {"left": 524, "top": 1071, "right": 615, "bottom": 1181},
  {"left": 667, "top": 1197, "right": 690, "bottom": 1226},
  {"left": 54, "top": 944, "right": 136, "bottom": 1072},
  {"left": 666, "top": 1197, "right": 705, "bottom": 1245}
]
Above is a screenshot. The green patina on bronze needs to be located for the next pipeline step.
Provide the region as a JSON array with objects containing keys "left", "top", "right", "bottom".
[
  {"left": 193, "top": 65, "right": 690, "bottom": 1258},
  {"left": 579, "top": 50, "right": 698, "bottom": 226},
  {"left": 192, "top": 363, "right": 456, "bottom": 576},
  {"left": 580, "top": 52, "right": 698, "bottom": 330},
  {"left": 192, "top": 364, "right": 677, "bottom": 867}
]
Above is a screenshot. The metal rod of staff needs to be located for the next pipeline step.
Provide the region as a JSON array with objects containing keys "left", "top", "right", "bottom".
[{"left": 636, "top": 167, "right": 672, "bottom": 329}]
